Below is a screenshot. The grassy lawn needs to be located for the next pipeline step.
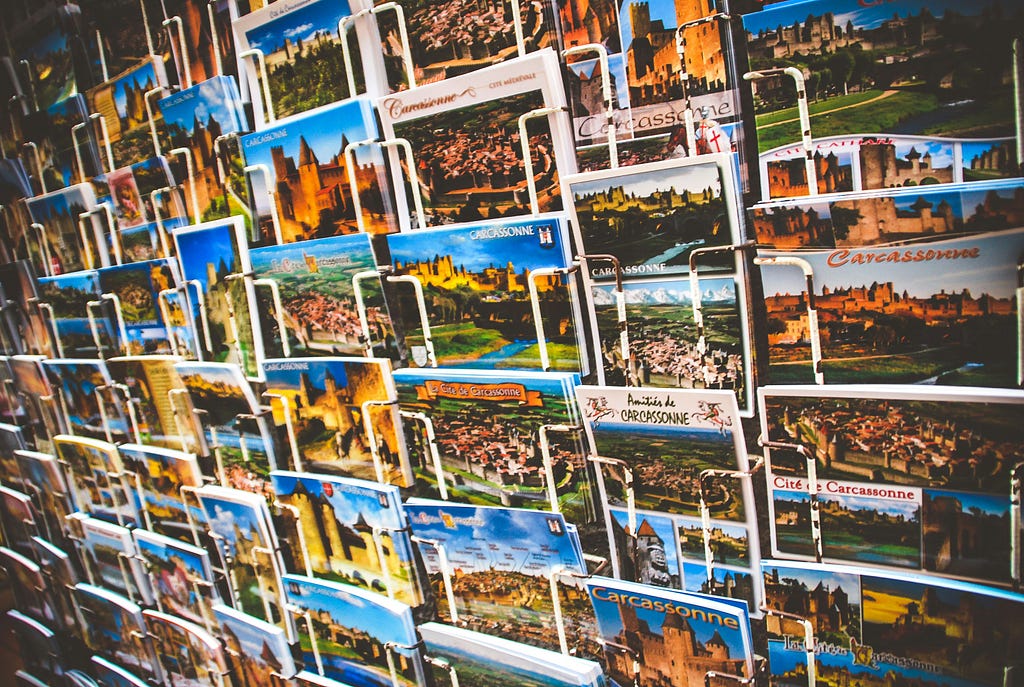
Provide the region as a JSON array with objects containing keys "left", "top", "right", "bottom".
[
  {"left": 495, "top": 342, "right": 582, "bottom": 371},
  {"left": 768, "top": 347, "right": 967, "bottom": 384},
  {"left": 756, "top": 89, "right": 886, "bottom": 127}
]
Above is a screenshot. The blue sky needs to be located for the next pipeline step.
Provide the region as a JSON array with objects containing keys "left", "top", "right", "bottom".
[
  {"left": 894, "top": 141, "right": 954, "bottom": 170},
  {"left": 618, "top": 0, "right": 677, "bottom": 54},
  {"left": 160, "top": 78, "right": 243, "bottom": 135},
  {"left": 175, "top": 223, "right": 240, "bottom": 293},
  {"left": 820, "top": 492, "right": 921, "bottom": 520},
  {"left": 890, "top": 189, "right": 964, "bottom": 217},
  {"left": 213, "top": 604, "right": 292, "bottom": 666},
  {"left": 760, "top": 228, "right": 1024, "bottom": 299},
  {"left": 404, "top": 503, "right": 585, "bottom": 575},
  {"left": 283, "top": 574, "right": 415, "bottom": 644},
  {"left": 199, "top": 492, "right": 272, "bottom": 554},
  {"left": 743, "top": 0, "right": 984, "bottom": 35},
  {"left": 250, "top": 232, "right": 376, "bottom": 276},
  {"left": 610, "top": 507, "right": 680, "bottom": 574},
  {"left": 764, "top": 563, "right": 861, "bottom": 600},
  {"left": 113, "top": 60, "right": 161, "bottom": 120},
  {"left": 263, "top": 358, "right": 351, "bottom": 392},
  {"left": 924, "top": 489, "right": 1008, "bottom": 517},
  {"left": 571, "top": 161, "right": 722, "bottom": 203},
  {"left": 566, "top": 54, "right": 631, "bottom": 110},
  {"left": 387, "top": 218, "right": 571, "bottom": 273},
  {"left": 135, "top": 532, "right": 209, "bottom": 579},
  {"left": 242, "top": 0, "right": 352, "bottom": 56},
  {"left": 271, "top": 472, "right": 404, "bottom": 531}
]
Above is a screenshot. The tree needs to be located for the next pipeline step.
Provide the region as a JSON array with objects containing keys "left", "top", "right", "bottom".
[{"left": 827, "top": 50, "right": 855, "bottom": 96}]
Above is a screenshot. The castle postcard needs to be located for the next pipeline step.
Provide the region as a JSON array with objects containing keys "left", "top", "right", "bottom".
[
  {"left": 41, "top": 358, "right": 124, "bottom": 440},
  {"left": 403, "top": 500, "right": 594, "bottom": 655},
  {"left": 133, "top": 529, "right": 219, "bottom": 629},
  {"left": 85, "top": 56, "right": 169, "bottom": 169},
  {"left": 73, "top": 583, "right": 155, "bottom": 679},
  {"left": 106, "top": 355, "right": 193, "bottom": 451},
  {"left": 742, "top": 0, "right": 1021, "bottom": 198},
  {"left": 282, "top": 573, "right": 426, "bottom": 687},
  {"left": 194, "top": 485, "right": 289, "bottom": 632},
  {"left": 173, "top": 217, "right": 264, "bottom": 378},
  {"left": 762, "top": 559, "right": 1024, "bottom": 687},
  {"left": 213, "top": 603, "right": 297, "bottom": 687},
  {"left": 232, "top": 0, "right": 363, "bottom": 128},
  {"left": 585, "top": 576, "right": 753, "bottom": 687},
  {"left": 174, "top": 361, "right": 278, "bottom": 498},
  {"left": 574, "top": 386, "right": 762, "bottom": 613},
  {"left": 54, "top": 434, "right": 138, "bottom": 526},
  {"left": 758, "top": 228, "right": 1024, "bottom": 387},
  {"left": 249, "top": 232, "right": 394, "bottom": 359},
  {"left": 377, "top": 50, "right": 576, "bottom": 229},
  {"left": 270, "top": 470, "right": 425, "bottom": 607},
  {"left": 565, "top": 154, "right": 743, "bottom": 281},
  {"left": 97, "top": 258, "right": 181, "bottom": 356},
  {"left": 385, "top": 214, "right": 588, "bottom": 371},
  {"left": 118, "top": 443, "right": 203, "bottom": 538},
  {"left": 240, "top": 97, "right": 398, "bottom": 240},
  {"left": 262, "top": 358, "right": 411, "bottom": 486},
  {"left": 418, "top": 621, "right": 605, "bottom": 687},
  {"left": 74, "top": 515, "right": 152, "bottom": 604},
  {"left": 37, "top": 270, "right": 116, "bottom": 358},
  {"left": 392, "top": 368, "right": 595, "bottom": 519},
  {"left": 144, "top": 610, "right": 229, "bottom": 687},
  {"left": 26, "top": 182, "right": 100, "bottom": 275},
  {"left": 590, "top": 275, "right": 753, "bottom": 414},
  {"left": 759, "top": 385, "right": 1024, "bottom": 587}
]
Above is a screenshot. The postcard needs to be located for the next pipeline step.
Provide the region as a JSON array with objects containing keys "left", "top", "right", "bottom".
[
  {"left": 174, "top": 216, "right": 264, "bottom": 378},
  {"left": 41, "top": 358, "right": 127, "bottom": 440},
  {"left": 26, "top": 182, "right": 100, "bottom": 274},
  {"left": 23, "top": 95, "right": 102, "bottom": 193},
  {"left": 0, "top": 422, "right": 26, "bottom": 476},
  {"left": 759, "top": 385, "right": 1024, "bottom": 587},
  {"left": 377, "top": 50, "right": 576, "bottom": 229},
  {"left": 143, "top": 0, "right": 240, "bottom": 93},
  {"left": 0, "top": 486, "right": 38, "bottom": 554},
  {"left": 144, "top": 609, "right": 229, "bottom": 687},
  {"left": 763, "top": 559, "right": 1024, "bottom": 687},
  {"left": 240, "top": 97, "right": 398, "bottom": 240},
  {"left": 282, "top": 573, "right": 426, "bottom": 687},
  {"left": 232, "top": 0, "right": 362, "bottom": 127},
  {"left": 393, "top": 368, "right": 595, "bottom": 515},
  {"left": 53, "top": 434, "right": 139, "bottom": 525},
  {"left": 37, "top": 270, "right": 117, "bottom": 357},
  {"left": 158, "top": 77, "right": 251, "bottom": 226},
  {"left": 742, "top": 0, "right": 1020, "bottom": 197},
  {"left": 9, "top": 355, "right": 63, "bottom": 449},
  {"left": 404, "top": 500, "right": 594, "bottom": 654},
  {"left": 119, "top": 443, "right": 203, "bottom": 537},
  {"left": 261, "top": 358, "right": 409, "bottom": 484},
  {"left": 175, "top": 361, "right": 278, "bottom": 497},
  {"left": 84, "top": 56, "right": 170, "bottom": 169},
  {"left": 194, "top": 485, "right": 289, "bottom": 629},
  {"left": 565, "top": 154, "right": 743, "bottom": 281},
  {"left": 586, "top": 575, "right": 754, "bottom": 687},
  {"left": 97, "top": 258, "right": 182, "bottom": 356},
  {"left": 133, "top": 529, "right": 219, "bottom": 628},
  {"left": 7, "top": 609, "right": 64, "bottom": 681},
  {"left": 249, "top": 232, "right": 394, "bottom": 358},
  {"left": 13, "top": 448, "right": 74, "bottom": 543},
  {"left": 590, "top": 276, "right": 753, "bottom": 414},
  {"left": 748, "top": 177, "right": 1024, "bottom": 249},
  {"left": 758, "top": 228, "right": 1024, "bottom": 387},
  {"left": 271, "top": 470, "right": 425, "bottom": 607},
  {"left": 214, "top": 603, "right": 297, "bottom": 682},
  {"left": 575, "top": 386, "right": 762, "bottom": 612},
  {"left": 106, "top": 355, "right": 193, "bottom": 450},
  {"left": 72, "top": 583, "right": 156, "bottom": 678},
  {"left": 13, "top": 5, "right": 85, "bottom": 110},
  {"left": 90, "top": 656, "right": 150, "bottom": 687},
  {"left": 385, "top": 214, "right": 589, "bottom": 372},
  {"left": 418, "top": 621, "right": 605, "bottom": 687},
  {"left": 29, "top": 536, "right": 79, "bottom": 630},
  {"left": 0, "top": 261, "right": 50, "bottom": 356},
  {"left": 71, "top": 515, "right": 151, "bottom": 603},
  {"left": 0, "top": 547, "right": 55, "bottom": 626}
]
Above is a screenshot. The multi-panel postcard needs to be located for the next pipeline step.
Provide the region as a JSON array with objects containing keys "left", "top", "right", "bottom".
[
  {"left": 262, "top": 357, "right": 409, "bottom": 485},
  {"left": 282, "top": 573, "right": 426, "bottom": 687},
  {"left": 53, "top": 434, "right": 139, "bottom": 525},
  {"left": 760, "top": 385, "right": 1024, "bottom": 587},
  {"left": 377, "top": 49, "right": 576, "bottom": 229},
  {"left": 175, "top": 361, "right": 278, "bottom": 496},
  {"left": 193, "top": 485, "right": 289, "bottom": 629},
  {"left": 174, "top": 217, "right": 264, "bottom": 378},
  {"left": 758, "top": 228, "right": 1024, "bottom": 387},
  {"left": 404, "top": 500, "right": 595, "bottom": 655},
  {"left": 240, "top": 97, "right": 398, "bottom": 241},
  {"left": 762, "top": 559, "right": 1024, "bottom": 687},
  {"left": 37, "top": 270, "right": 117, "bottom": 358},
  {"left": 133, "top": 528, "right": 219, "bottom": 628},
  {"left": 586, "top": 575, "right": 754, "bottom": 687},
  {"left": 271, "top": 470, "right": 425, "bottom": 607},
  {"left": 118, "top": 443, "right": 203, "bottom": 537},
  {"left": 742, "top": 0, "right": 1022, "bottom": 200},
  {"left": 418, "top": 621, "right": 605, "bottom": 687},
  {"left": 385, "top": 214, "right": 589, "bottom": 372},
  {"left": 249, "top": 232, "right": 394, "bottom": 359},
  {"left": 392, "top": 368, "right": 595, "bottom": 518},
  {"left": 574, "top": 386, "right": 762, "bottom": 613},
  {"left": 214, "top": 603, "right": 297, "bottom": 683}
]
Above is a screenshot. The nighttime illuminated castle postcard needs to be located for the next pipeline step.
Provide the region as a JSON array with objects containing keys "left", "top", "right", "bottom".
[
  {"left": 377, "top": 50, "right": 575, "bottom": 229},
  {"left": 758, "top": 228, "right": 1024, "bottom": 387},
  {"left": 133, "top": 529, "right": 219, "bottom": 628},
  {"left": 565, "top": 155, "right": 742, "bottom": 281},
  {"left": 574, "top": 386, "right": 761, "bottom": 612},
  {"left": 586, "top": 576, "right": 753, "bottom": 687},
  {"left": 282, "top": 574, "right": 426, "bottom": 687},
  {"left": 250, "top": 232, "right": 394, "bottom": 359},
  {"left": 759, "top": 385, "right": 1024, "bottom": 586},
  {"left": 762, "top": 560, "right": 1024, "bottom": 687},
  {"left": 118, "top": 443, "right": 203, "bottom": 538},
  {"left": 271, "top": 470, "right": 425, "bottom": 607},
  {"left": 240, "top": 98, "right": 398, "bottom": 241},
  {"left": 392, "top": 368, "right": 595, "bottom": 519},
  {"left": 262, "top": 358, "right": 411, "bottom": 487},
  {"left": 404, "top": 501, "right": 594, "bottom": 655},
  {"left": 385, "top": 215, "right": 588, "bottom": 371}
]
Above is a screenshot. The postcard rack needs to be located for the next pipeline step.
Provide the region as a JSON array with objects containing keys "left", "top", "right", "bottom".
[
  {"left": 697, "top": 458, "right": 764, "bottom": 592},
  {"left": 751, "top": 255, "right": 823, "bottom": 384},
  {"left": 759, "top": 438, "right": 823, "bottom": 563}
]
